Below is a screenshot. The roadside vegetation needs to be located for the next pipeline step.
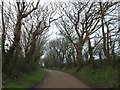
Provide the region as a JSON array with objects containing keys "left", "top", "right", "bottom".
[
  {"left": 60, "top": 62, "right": 119, "bottom": 88},
  {"left": 1, "top": 0, "right": 119, "bottom": 88},
  {"left": 3, "top": 68, "right": 47, "bottom": 88},
  {"left": 1, "top": 1, "right": 56, "bottom": 88},
  {"left": 42, "top": 1, "right": 119, "bottom": 88}
]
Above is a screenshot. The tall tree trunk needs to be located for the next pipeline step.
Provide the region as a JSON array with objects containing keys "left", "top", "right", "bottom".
[
  {"left": 100, "top": 2, "right": 110, "bottom": 63},
  {"left": 106, "top": 22, "right": 110, "bottom": 62},
  {"left": 7, "top": 17, "right": 22, "bottom": 74},
  {"left": 26, "top": 35, "right": 36, "bottom": 63},
  {"left": 76, "top": 43, "right": 83, "bottom": 69},
  {"left": 2, "top": 2, "right": 6, "bottom": 73},
  {"left": 9, "top": 19, "right": 22, "bottom": 54},
  {"left": 72, "top": 50, "right": 76, "bottom": 67},
  {"left": 88, "top": 37, "right": 96, "bottom": 68},
  {"left": 1, "top": 2, "right": 5, "bottom": 54},
  {"left": 88, "top": 37, "right": 93, "bottom": 64}
]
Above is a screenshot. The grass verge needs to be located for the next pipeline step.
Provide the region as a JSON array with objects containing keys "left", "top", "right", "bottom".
[
  {"left": 60, "top": 65, "right": 118, "bottom": 88},
  {"left": 4, "top": 68, "right": 47, "bottom": 89}
]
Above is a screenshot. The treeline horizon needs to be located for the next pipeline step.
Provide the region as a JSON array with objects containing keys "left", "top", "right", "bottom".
[{"left": 1, "top": 0, "right": 120, "bottom": 79}]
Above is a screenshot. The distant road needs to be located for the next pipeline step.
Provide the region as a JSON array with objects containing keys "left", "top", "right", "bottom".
[{"left": 36, "top": 70, "right": 90, "bottom": 88}]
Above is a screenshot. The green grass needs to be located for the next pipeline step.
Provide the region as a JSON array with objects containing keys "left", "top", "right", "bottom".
[
  {"left": 77, "top": 66, "right": 118, "bottom": 88},
  {"left": 4, "top": 68, "right": 47, "bottom": 88},
  {"left": 61, "top": 65, "right": 118, "bottom": 88}
]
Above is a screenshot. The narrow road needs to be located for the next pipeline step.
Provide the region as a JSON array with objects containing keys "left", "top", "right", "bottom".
[{"left": 36, "top": 70, "right": 90, "bottom": 88}]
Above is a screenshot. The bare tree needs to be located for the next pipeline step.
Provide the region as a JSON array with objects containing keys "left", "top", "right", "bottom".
[
  {"left": 56, "top": 1, "right": 101, "bottom": 68},
  {"left": 99, "top": 2, "right": 118, "bottom": 63}
]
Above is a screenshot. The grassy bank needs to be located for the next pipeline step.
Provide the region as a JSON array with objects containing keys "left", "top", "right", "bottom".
[
  {"left": 4, "top": 68, "right": 47, "bottom": 88},
  {"left": 60, "top": 65, "right": 118, "bottom": 88}
]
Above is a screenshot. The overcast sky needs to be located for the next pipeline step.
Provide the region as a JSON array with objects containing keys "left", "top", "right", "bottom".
[
  {"left": 0, "top": 0, "right": 119, "bottom": 59},
  {"left": 0, "top": 0, "right": 119, "bottom": 42}
]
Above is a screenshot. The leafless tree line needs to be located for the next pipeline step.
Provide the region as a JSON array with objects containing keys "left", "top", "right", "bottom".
[
  {"left": 1, "top": 0, "right": 120, "bottom": 77},
  {"left": 1, "top": 1, "right": 59, "bottom": 76},
  {"left": 44, "top": 1, "right": 120, "bottom": 69}
]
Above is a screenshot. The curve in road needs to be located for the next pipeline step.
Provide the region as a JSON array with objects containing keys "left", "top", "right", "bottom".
[{"left": 36, "top": 70, "right": 90, "bottom": 88}]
